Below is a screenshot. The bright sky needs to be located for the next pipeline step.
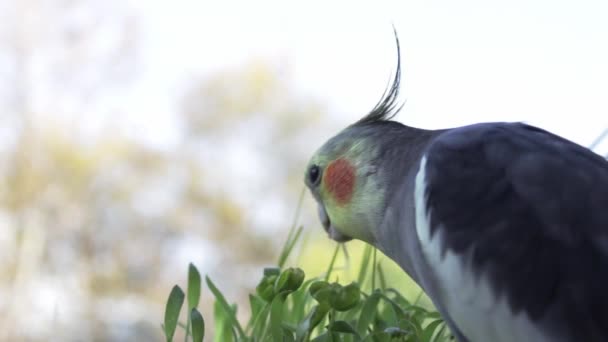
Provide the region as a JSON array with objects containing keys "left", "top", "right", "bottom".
[{"left": 128, "top": 0, "right": 608, "bottom": 154}]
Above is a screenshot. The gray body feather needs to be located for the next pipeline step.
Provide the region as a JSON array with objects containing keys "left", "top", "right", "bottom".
[{"left": 364, "top": 121, "right": 608, "bottom": 341}]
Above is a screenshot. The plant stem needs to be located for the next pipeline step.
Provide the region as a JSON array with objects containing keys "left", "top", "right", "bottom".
[
  {"left": 324, "top": 244, "right": 341, "bottom": 282},
  {"left": 371, "top": 248, "right": 377, "bottom": 290}
]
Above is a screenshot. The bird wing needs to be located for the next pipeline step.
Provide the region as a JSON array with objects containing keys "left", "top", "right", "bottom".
[{"left": 421, "top": 122, "right": 608, "bottom": 341}]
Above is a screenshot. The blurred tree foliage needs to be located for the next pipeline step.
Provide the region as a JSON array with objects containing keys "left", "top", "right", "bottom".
[{"left": 0, "top": 1, "right": 329, "bottom": 341}]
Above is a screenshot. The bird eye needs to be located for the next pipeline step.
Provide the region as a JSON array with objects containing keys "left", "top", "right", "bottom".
[{"left": 308, "top": 164, "right": 321, "bottom": 186}]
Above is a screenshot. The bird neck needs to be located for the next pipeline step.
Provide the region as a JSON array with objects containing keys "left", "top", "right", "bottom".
[{"left": 370, "top": 124, "right": 445, "bottom": 284}]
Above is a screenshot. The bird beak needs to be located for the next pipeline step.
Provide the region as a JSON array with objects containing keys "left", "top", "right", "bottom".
[{"left": 317, "top": 204, "right": 352, "bottom": 242}]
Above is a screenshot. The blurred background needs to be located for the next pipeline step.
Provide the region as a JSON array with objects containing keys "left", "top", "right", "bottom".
[{"left": 0, "top": 0, "right": 606, "bottom": 340}]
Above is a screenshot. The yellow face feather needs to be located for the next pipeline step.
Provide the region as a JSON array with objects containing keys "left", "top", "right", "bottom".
[{"left": 306, "top": 135, "right": 387, "bottom": 244}]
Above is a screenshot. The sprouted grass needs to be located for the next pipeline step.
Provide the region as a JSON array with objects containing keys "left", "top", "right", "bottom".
[{"left": 162, "top": 192, "right": 453, "bottom": 342}]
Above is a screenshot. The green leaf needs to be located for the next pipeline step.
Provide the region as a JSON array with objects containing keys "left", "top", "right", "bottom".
[
  {"left": 260, "top": 285, "right": 276, "bottom": 302},
  {"left": 205, "top": 276, "right": 246, "bottom": 339},
  {"left": 275, "top": 269, "right": 292, "bottom": 293},
  {"left": 184, "top": 264, "right": 202, "bottom": 342},
  {"left": 248, "top": 294, "right": 266, "bottom": 322},
  {"left": 279, "top": 225, "right": 305, "bottom": 268},
  {"left": 331, "top": 282, "right": 360, "bottom": 311},
  {"left": 378, "top": 293, "right": 407, "bottom": 319},
  {"left": 357, "top": 291, "right": 381, "bottom": 335},
  {"left": 376, "top": 262, "right": 387, "bottom": 290},
  {"left": 385, "top": 289, "right": 411, "bottom": 307},
  {"left": 357, "top": 245, "right": 373, "bottom": 287},
  {"left": 164, "top": 285, "right": 185, "bottom": 342},
  {"left": 290, "top": 279, "right": 316, "bottom": 323},
  {"left": 270, "top": 294, "right": 286, "bottom": 341},
  {"left": 274, "top": 267, "right": 304, "bottom": 293},
  {"left": 413, "top": 289, "right": 425, "bottom": 307},
  {"left": 213, "top": 301, "right": 233, "bottom": 342},
  {"left": 295, "top": 304, "right": 330, "bottom": 340},
  {"left": 371, "top": 248, "right": 377, "bottom": 290},
  {"left": 328, "top": 320, "right": 360, "bottom": 337},
  {"left": 425, "top": 311, "right": 442, "bottom": 319},
  {"left": 313, "top": 283, "right": 340, "bottom": 306},
  {"left": 369, "top": 331, "right": 391, "bottom": 342},
  {"left": 311, "top": 332, "right": 331, "bottom": 342},
  {"left": 310, "top": 304, "right": 330, "bottom": 331},
  {"left": 282, "top": 327, "right": 297, "bottom": 342},
  {"left": 432, "top": 323, "right": 451, "bottom": 342},
  {"left": 287, "top": 267, "right": 305, "bottom": 291},
  {"left": 249, "top": 301, "right": 271, "bottom": 338},
  {"left": 324, "top": 244, "right": 341, "bottom": 281},
  {"left": 309, "top": 280, "right": 330, "bottom": 297},
  {"left": 278, "top": 187, "right": 305, "bottom": 268},
  {"left": 190, "top": 308, "right": 205, "bottom": 342},
  {"left": 257, "top": 274, "right": 278, "bottom": 302},
  {"left": 187, "top": 263, "right": 202, "bottom": 309},
  {"left": 421, "top": 319, "right": 444, "bottom": 342}
]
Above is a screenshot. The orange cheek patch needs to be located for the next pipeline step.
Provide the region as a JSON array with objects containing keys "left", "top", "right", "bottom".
[{"left": 324, "top": 158, "right": 356, "bottom": 206}]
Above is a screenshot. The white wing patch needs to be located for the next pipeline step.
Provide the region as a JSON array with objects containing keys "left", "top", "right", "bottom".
[{"left": 414, "top": 156, "right": 548, "bottom": 342}]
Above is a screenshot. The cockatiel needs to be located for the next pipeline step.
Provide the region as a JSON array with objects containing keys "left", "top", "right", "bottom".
[{"left": 304, "top": 32, "right": 608, "bottom": 342}]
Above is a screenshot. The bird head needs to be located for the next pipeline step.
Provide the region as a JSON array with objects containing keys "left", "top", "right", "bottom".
[
  {"left": 304, "top": 29, "right": 403, "bottom": 244},
  {"left": 304, "top": 131, "right": 383, "bottom": 243}
]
